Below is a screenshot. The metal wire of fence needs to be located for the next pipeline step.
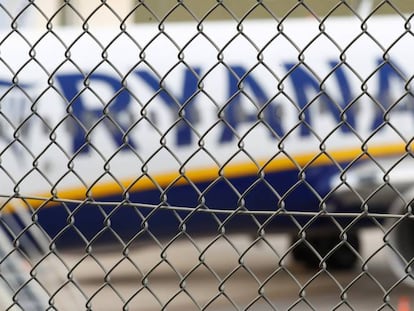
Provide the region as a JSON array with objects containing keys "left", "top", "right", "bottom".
[{"left": 0, "top": 0, "right": 414, "bottom": 310}]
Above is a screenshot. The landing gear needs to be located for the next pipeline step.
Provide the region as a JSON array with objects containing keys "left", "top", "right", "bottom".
[{"left": 290, "top": 232, "right": 360, "bottom": 270}]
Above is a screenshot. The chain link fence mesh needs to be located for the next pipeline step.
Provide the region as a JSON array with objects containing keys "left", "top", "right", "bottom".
[{"left": 0, "top": 0, "right": 414, "bottom": 310}]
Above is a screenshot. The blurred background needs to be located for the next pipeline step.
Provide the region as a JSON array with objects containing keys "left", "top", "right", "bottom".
[{"left": 14, "top": 0, "right": 414, "bottom": 27}]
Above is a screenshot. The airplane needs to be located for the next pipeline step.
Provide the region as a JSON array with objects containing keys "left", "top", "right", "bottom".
[{"left": 0, "top": 7, "right": 413, "bottom": 295}]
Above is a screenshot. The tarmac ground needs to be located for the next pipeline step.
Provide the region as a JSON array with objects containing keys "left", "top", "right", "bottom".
[{"left": 47, "top": 228, "right": 413, "bottom": 311}]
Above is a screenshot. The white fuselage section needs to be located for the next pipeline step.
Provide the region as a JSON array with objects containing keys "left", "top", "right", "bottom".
[{"left": 0, "top": 15, "right": 412, "bottom": 200}]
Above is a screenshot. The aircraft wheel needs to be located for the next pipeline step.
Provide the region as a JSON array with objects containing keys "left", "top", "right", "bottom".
[{"left": 290, "top": 232, "right": 360, "bottom": 270}]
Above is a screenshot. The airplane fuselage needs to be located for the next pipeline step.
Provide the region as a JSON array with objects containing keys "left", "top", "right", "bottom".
[{"left": 0, "top": 16, "right": 412, "bottom": 246}]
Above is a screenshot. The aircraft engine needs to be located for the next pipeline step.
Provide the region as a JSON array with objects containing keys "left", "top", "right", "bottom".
[{"left": 387, "top": 188, "right": 414, "bottom": 286}]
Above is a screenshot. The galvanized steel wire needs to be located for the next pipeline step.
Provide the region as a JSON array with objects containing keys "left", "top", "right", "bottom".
[{"left": 0, "top": 0, "right": 413, "bottom": 310}]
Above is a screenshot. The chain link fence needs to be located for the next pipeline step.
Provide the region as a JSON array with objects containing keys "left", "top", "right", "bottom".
[{"left": 1, "top": 0, "right": 414, "bottom": 310}]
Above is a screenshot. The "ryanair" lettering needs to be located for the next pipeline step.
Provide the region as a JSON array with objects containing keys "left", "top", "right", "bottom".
[{"left": 0, "top": 57, "right": 411, "bottom": 155}]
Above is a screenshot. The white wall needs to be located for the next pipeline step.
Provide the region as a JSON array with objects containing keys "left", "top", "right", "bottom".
[
  {"left": 0, "top": 0, "right": 34, "bottom": 29},
  {"left": 0, "top": 0, "right": 134, "bottom": 29},
  {"left": 59, "top": 0, "right": 134, "bottom": 27}
]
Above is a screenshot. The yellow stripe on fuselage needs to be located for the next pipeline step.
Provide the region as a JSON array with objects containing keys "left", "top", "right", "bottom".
[{"left": 2, "top": 142, "right": 409, "bottom": 212}]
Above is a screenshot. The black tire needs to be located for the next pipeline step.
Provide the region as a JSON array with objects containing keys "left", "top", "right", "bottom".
[{"left": 291, "top": 232, "right": 360, "bottom": 270}]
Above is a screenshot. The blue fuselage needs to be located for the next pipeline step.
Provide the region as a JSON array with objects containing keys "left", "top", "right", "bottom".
[{"left": 31, "top": 158, "right": 380, "bottom": 248}]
